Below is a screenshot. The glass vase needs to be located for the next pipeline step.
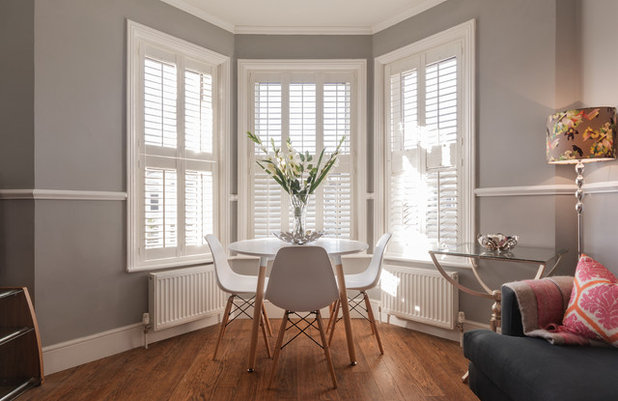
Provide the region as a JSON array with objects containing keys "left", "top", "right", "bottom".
[{"left": 290, "top": 194, "right": 307, "bottom": 239}]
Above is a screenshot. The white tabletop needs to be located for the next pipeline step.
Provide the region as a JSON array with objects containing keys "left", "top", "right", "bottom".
[{"left": 229, "top": 238, "right": 368, "bottom": 262}]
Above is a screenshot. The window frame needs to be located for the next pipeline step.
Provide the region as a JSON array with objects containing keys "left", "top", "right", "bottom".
[
  {"left": 237, "top": 59, "right": 367, "bottom": 243},
  {"left": 374, "top": 20, "right": 475, "bottom": 264},
  {"left": 127, "top": 20, "right": 231, "bottom": 272}
]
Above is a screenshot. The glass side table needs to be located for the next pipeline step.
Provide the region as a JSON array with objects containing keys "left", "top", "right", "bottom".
[
  {"left": 429, "top": 244, "right": 566, "bottom": 383},
  {"left": 428, "top": 244, "right": 567, "bottom": 333}
]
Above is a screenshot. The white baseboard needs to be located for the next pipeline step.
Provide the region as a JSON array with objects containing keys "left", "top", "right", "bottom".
[
  {"left": 42, "top": 314, "right": 220, "bottom": 375},
  {"left": 43, "top": 299, "right": 486, "bottom": 376}
]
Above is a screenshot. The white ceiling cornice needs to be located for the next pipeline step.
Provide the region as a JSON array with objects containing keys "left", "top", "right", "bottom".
[{"left": 161, "top": 0, "right": 448, "bottom": 35}]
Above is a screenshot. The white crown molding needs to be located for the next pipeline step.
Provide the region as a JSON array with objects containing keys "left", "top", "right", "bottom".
[
  {"left": 0, "top": 189, "right": 127, "bottom": 201},
  {"left": 235, "top": 25, "right": 373, "bottom": 35},
  {"left": 161, "top": 0, "right": 447, "bottom": 35},
  {"left": 159, "top": 0, "right": 235, "bottom": 33},
  {"left": 371, "top": 0, "right": 448, "bottom": 34},
  {"left": 474, "top": 181, "right": 618, "bottom": 197}
]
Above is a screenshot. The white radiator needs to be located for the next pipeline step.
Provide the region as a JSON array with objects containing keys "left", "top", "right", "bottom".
[
  {"left": 380, "top": 265, "right": 458, "bottom": 329},
  {"left": 148, "top": 265, "right": 227, "bottom": 331}
]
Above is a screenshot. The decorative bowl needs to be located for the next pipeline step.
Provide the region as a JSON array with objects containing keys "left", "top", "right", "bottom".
[
  {"left": 477, "top": 233, "right": 519, "bottom": 252},
  {"left": 273, "top": 230, "right": 324, "bottom": 245}
]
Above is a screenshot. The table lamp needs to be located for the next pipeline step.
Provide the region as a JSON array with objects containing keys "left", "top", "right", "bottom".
[{"left": 546, "top": 106, "right": 616, "bottom": 256}]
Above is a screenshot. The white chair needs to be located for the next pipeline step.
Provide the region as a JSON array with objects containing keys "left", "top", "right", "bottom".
[
  {"left": 205, "top": 234, "right": 272, "bottom": 361},
  {"left": 266, "top": 246, "right": 339, "bottom": 389},
  {"left": 327, "top": 233, "right": 392, "bottom": 354}
]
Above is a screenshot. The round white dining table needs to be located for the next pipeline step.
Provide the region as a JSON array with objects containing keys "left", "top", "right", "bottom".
[{"left": 228, "top": 238, "right": 368, "bottom": 372}]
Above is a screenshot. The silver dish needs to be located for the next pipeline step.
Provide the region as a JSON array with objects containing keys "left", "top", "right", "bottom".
[
  {"left": 273, "top": 230, "right": 324, "bottom": 245},
  {"left": 477, "top": 233, "right": 519, "bottom": 252}
]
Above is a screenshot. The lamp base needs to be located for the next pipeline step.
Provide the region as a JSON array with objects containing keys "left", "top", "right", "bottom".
[{"left": 575, "top": 160, "right": 584, "bottom": 257}]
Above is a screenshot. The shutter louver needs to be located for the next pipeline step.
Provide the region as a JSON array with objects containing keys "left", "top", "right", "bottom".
[
  {"left": 389, "top": 69, "right": 422, "bottom": 253},
  {"left": 289, "top": 83, "right": 317, "bottom": 153},
  {"left": 144, "top": 167, "right": 177, "bottom": 249},
  {"left": 425, "top": 57, "right": 458, "bottom": 248},
  {"left": 323, "top": 172, "right": 352, "bottom": 238},
  {"left": 144, "top": 58, "right": 177, "bottom": 148},
  {"left": 185, "top": 170, "right": 214, "bottom": 247},
  {"left": 323, "top": 83, "right": 351, "bottom": 154},
  {"left": 185, "top": 70, "right": 213, "bottom": 153},
  {"left": 253, "top": 83, "right": 283, "bottom": 237}
]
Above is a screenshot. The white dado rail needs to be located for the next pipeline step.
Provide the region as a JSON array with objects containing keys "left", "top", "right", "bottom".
[
  {"left": 475, "top": 181, "right": 618, "bottom": 197},
  {"left": 2, "top": 182, "right": 618, "bottom": 201},
  {"left": 0, "top": 189, "right": 127, "bottom": 201}
]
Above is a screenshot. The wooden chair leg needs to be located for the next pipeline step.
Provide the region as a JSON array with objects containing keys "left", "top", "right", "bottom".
[
  {"left": 363, "top": 291, "right": 384, "bottom": 354},
  {"left": 326, "top": 299, "right": 339, "bottom": 336},
  {"left": 213, "top": 295, "right": 234, "bottom": 360},
  {"left": 316, "top": 310, "right": 337, "bottom": 389},
  {"left": 328, "top": 300, "right": 340, "bottom": 346},
  {"left": 268, "top": 312, "right": 289, "bottom": 389},
  {"left": 262, "top": 304, "right": 273, "bottom": 336},
  {"left": 260, "top": 316, "right": 272, "bottom": 358}
]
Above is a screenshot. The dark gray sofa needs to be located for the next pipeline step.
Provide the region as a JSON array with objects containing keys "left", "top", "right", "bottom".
[{"left": 463, "top": 284, "right": 618, "bottom": 401}]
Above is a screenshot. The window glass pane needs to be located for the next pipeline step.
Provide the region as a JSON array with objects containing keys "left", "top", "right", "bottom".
[
  {"left": 145, "top": 167, "right": 177, "bottom": 249},
  {"left": 185, "top": 70, "right": 213, "bottom": 153},
  {"left": 144, "top": 57, "right": 177, "bottom": 148}
]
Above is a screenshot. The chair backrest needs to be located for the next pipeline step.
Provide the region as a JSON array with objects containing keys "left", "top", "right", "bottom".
[
  {"left": 363, "top": 233, "right": 392, "bottom": 289},
  {"left": 205, "top": 234, "right": 239, "bottom": 294},
  {"left": 265, "top": 246, "right": 339, "bottom": 312}
]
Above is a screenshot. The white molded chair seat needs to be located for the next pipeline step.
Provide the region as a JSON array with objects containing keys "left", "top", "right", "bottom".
[
  {"left": 205, "top": 234, "right": 272, "bottom": 360},
  {"left": 328, "top": 233, "right": 392, "bottom": 354},
  {"left": 266, "top": 246, "right": 339, "bottom": 389}
]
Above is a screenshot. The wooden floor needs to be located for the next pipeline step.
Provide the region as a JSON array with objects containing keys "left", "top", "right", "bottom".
[{"left": 22, "top": 319, "right": 478, "bottom": 401}]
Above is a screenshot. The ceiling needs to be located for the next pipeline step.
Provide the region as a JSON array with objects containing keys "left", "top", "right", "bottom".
[{"left": 160, "top": 0, "right": 448, "bottom": 35}]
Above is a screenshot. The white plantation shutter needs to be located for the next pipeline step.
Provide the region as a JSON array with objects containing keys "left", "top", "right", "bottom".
[
  {"left": 144, "top": 58, "right": 177, "bottom": 148},
  {"left": 249, "top": 74, "right": 355, "bottom": 239},
  {"left": 424, "top": 57, "right": 458, "bottom": 248},
  {"left": 144, "top": 167, "right": 177, "bottom": 249},
  {"left": 387, "top": 52, "right": 462, "bottom": 257},
  {"left": 253, "top": 82, "right": 283, "bottom": 237},
  {"left": 136, "top": 48, "right": 219, "bottom": 266},
  {"left": 184, "top": 70, "right": 213, "bottom": 153},
  {"left": 185, "top": 170, "right": 214, "bottom": 247}
]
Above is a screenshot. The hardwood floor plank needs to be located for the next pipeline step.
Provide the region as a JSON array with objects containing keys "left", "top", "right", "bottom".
[{"left": 20, "top": 320, "right": 478, "bottom": 401}]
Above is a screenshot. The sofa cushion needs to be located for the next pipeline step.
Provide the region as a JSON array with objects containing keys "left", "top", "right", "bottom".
[
  {"left": 464, "top": 329, "right": 618, "bottom": 401},
  {"left": 563, "top": 254, "right": 618, "bottom": 346}
]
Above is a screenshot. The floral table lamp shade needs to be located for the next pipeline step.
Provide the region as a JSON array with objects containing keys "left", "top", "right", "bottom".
[{"left": 546, "top": 106, "right": 616, "bottom": 164}]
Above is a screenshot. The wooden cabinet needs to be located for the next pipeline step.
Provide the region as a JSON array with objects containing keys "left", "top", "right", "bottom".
[{"left": 0, "top": 287, "right": 43, "bottom": 401}]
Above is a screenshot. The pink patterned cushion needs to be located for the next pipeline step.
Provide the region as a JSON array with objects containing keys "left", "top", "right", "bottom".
[{"left": 562, "top": 255, "right": 618, "bottom": 347}]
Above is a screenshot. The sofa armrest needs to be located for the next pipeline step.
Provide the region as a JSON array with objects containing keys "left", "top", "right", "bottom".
[{"left": 500, "top": 285, "right": 524, "bottom": 336}]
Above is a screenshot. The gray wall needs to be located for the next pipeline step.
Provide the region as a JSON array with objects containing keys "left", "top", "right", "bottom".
[
  {"left": 29, "top": 0, "right": 233, "bottom": 345},
  {"left": 578, "top": 0, "right": 618, "bottom": 274},
  {"left": 0, "top": 0, "right": 35, "bottom": 189},
  {"left": 1, "top": 0, "right": 609, "bottom": 346},
  {"left": 0, "top": 0, "right": 35, "bottom": 296}
]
